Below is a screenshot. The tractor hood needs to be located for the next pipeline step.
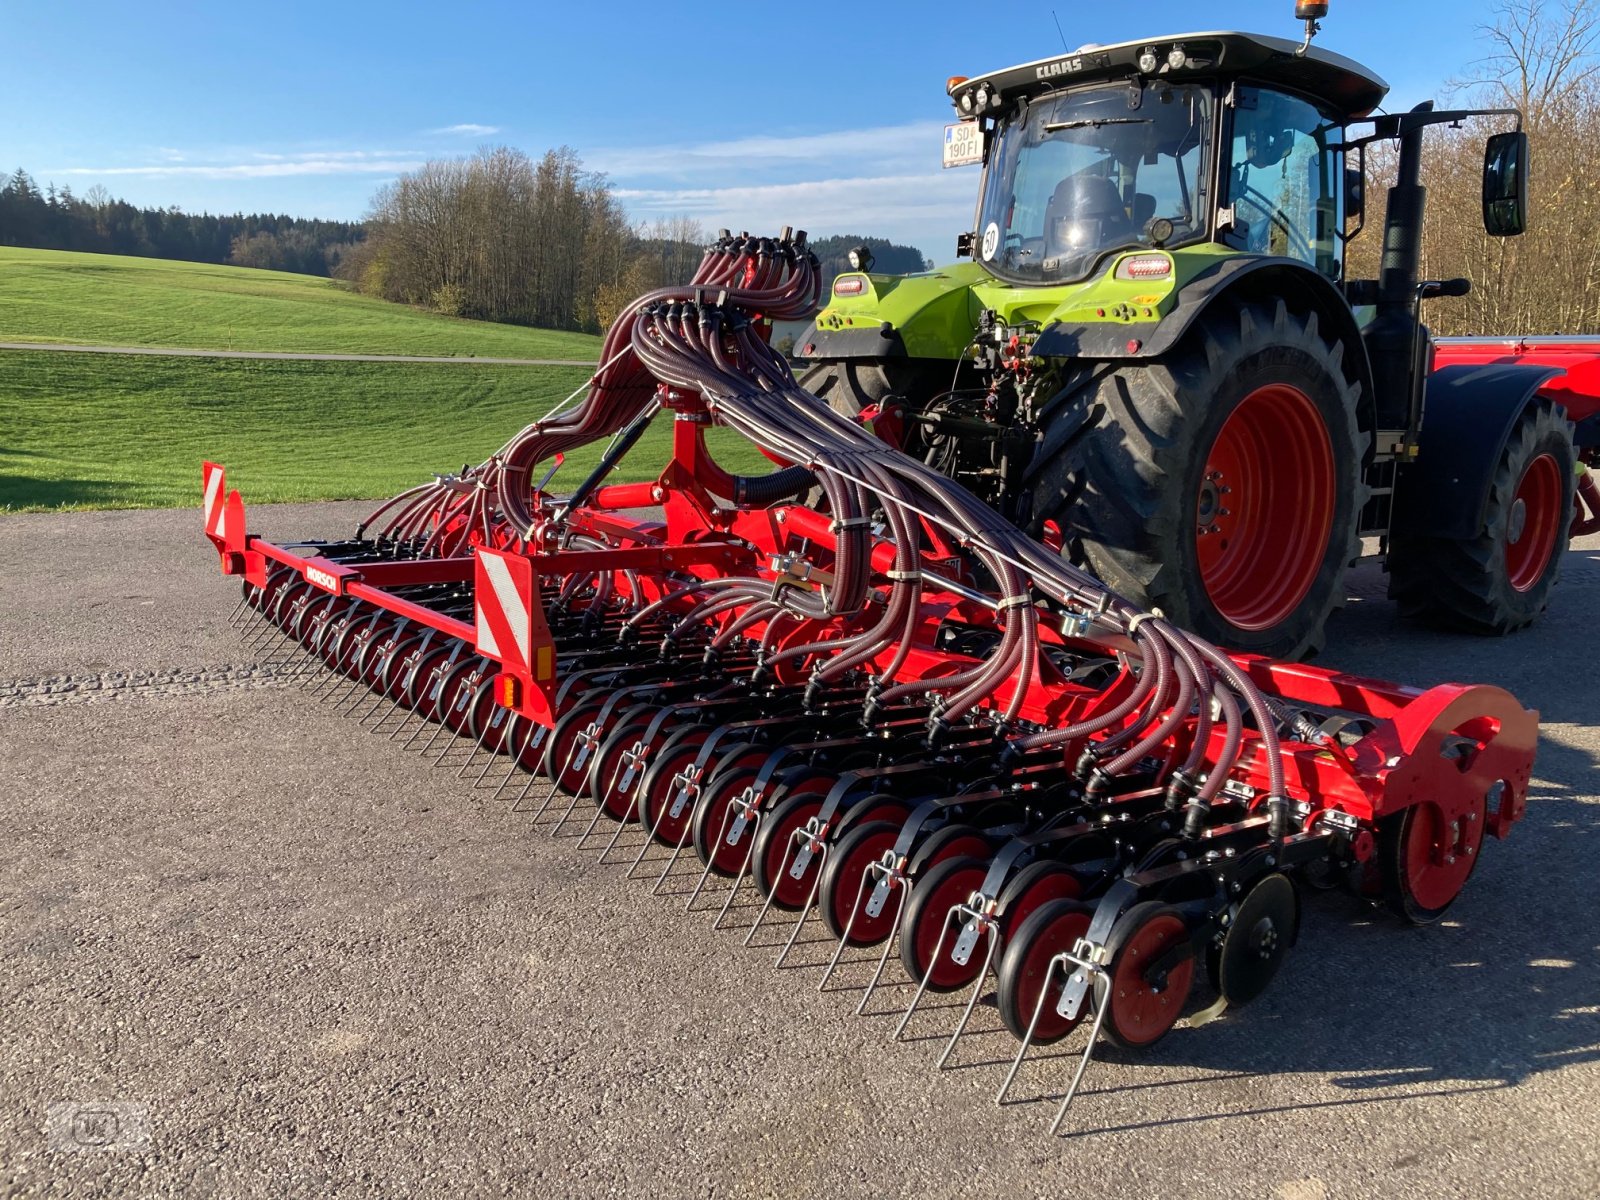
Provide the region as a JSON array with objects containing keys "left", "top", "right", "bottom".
[{"left": 798, "top": 246, "right": 1238, "bottom": 364}]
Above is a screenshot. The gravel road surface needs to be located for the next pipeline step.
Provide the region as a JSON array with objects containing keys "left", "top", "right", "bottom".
[{"left": 2, "top": 504, "right": 1597, "bottom": 1199}]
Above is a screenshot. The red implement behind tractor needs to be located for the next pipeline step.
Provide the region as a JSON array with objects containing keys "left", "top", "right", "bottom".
[{"left": 203, "top": 228, "right": 1540, "bottom": 1131}]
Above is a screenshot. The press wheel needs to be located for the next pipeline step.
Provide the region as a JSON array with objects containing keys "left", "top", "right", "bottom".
[
  {"left": 996, "top": 897, "right": 1095, "bottom": 1043},
  {"left": 1102, "top": 901, "right": 1195, "bottom": 1049}
]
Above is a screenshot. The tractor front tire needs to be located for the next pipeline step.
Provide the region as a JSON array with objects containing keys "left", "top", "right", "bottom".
[
  {"left": 1034, "top": 299, "right": 1368, "bottom": 660},
  {"left": 1390, "top": 397, "right": 1575, "bottom": 635}
]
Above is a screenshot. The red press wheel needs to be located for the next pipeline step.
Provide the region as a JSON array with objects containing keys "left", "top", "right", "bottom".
[
  {"left": 1379, "top": 790, "right": 1488, "bottom": 925},
  {"left": 896, "top": 854, "right": 991, "bottom": 993},
  {"left": 637, "top": 727, "right": 713, "bottom": 847},
  {"left": 688, "top": 750, "right": 773, "bottom": 877},
  {"left": 438, "top": 659, "right": 484, "bottom": 736},
  {"left": 997, "top": 860, "right": 1085, "bottom": 941},
  {"left": 1196, "top": 383, "right": 1336, "bottom": 633},
  {"left": 818, "top": 820, "right": 904, "bottom": 943},
  {"left": 1506, "top": 452, "right": 1563, "bottom": 592},
  {"left": 407, "top": 648, "right": 458, "bottom": 720},
  {"left": 466, "top": 679, "right": 515, "bottom": 754},
  {"left": 588, "top": 707, "right": 660, "bottom": 821},
  {"left": 542, "top": 692, "right": 611, "bottom": 791},
  {"left": 906, "top": 823, "right": 992, "bottom": 880},
  {"left": 1102, "top": 902, "right": 1196, "bottom": 1049},
  {"left": 750, "top": 781, "right": 837, "bottom": 909},
  {"left": 996, "top": 897, "right": 1095, "bottom": 1043}
]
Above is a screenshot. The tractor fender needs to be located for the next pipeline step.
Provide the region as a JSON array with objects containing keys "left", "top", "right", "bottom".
[
  {"left": 1396, "top": 363, "right": 1562, "bottom": 541},
  {"left": 1034, "top": 256, "right": 1377, "bottom": 429}
]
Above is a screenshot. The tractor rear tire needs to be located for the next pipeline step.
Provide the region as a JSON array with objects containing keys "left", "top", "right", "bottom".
[
  {"left": 1389, "top": 398, "right": 1575, "bottom": 635},
  {"left": 1033, "top": 298, "right": 1368, "bottom": 660},
  {"left": 795, "top": 359, "right": 949, "bottom": 422}
]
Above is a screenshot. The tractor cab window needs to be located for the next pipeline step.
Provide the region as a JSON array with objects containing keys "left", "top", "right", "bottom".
[
  {"left": 976, "top": 80, "right": 1213, "bottom": 284},
  {"left": 1224, "top": 87, "right": 1344, "bottom": 279}
]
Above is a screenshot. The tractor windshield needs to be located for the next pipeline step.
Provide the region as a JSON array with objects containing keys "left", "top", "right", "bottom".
[{"left": 976, "top": 81, "right": 1213, "bottom": 284}]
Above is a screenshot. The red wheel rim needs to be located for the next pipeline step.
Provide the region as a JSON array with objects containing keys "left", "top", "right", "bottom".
[
  {"left": 548, "top": 700, "right": 606, "bottom": 791},
  {"left": 699, "top": 769, "right": 760, "bottom": 874},
  {"left": 828, "top": 826, "right": 901, "bottom": 945},
  {"left": 1007, "top": 904, "right": 1093, "bottom": 1042},
  {"left": 1401, "top": 797, "right": 1486, "bottom": 912},
  {"left": 593, "top": 717, "right": 655, "bottom": 820},
  {"left": 642, "top": 736, "right": 710, "bottom": 845},
  {"left": 761, "top": 798, "right": 825, "bottom": 908},
  {"left": 1197, "top": 384, "right": 1336, "bottom": 631},
  {"left": 1108, "top": 911, "right": 1194, "bottom": 1047},
  {"left": 408, "top": 649, "right": 454, "bottom": 718},
  {"left": 1506, "top": 452, "right": 1562, "bottom": 592},
  {"left": 911, "top": 863, "right": 989, "bottom": 990},
  {"left": 1000, "top": 868, "right": 1083, "bottom": 940}
]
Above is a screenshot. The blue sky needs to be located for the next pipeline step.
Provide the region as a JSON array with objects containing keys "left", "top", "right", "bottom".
[{"left": 4, "top": 0, "right": 1506, "bottom": 261}]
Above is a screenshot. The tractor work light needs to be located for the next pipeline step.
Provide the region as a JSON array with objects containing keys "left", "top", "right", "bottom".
[
  {"left": 1138, "top": 46, "right": 1159, "bottom": 73},
  {"left": 1167, "top": 45, "right": 1187, "bottom": 70},
  {"left": 959, "top": 90, "right": 976, "bottom": 114},
  {"left": 847, "top": 245, "right": 875, "bottom": 272}
]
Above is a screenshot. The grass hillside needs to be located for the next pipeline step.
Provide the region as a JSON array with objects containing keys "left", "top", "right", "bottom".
[
  {"left": 0, "top": 351, "right": 765, "bottom": 512},
  {"left": 0, "top": 247, "right": 604, "bottom": 358}
]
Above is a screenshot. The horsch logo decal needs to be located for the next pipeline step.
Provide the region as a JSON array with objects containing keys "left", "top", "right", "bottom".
[{"left": 305, "top": 565, "right": 341, "bottom": 593}]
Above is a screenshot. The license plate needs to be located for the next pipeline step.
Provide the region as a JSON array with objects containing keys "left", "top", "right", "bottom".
[{"left": 943, "top": 121, "right": 983, "bottom": 168}]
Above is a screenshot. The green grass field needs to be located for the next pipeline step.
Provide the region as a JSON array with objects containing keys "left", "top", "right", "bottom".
[
  {"left": 0, "top": 247, "right": 603, "bottom": 358},
  {"left": 0, "top": 351, "right": 766, "bottom": 512}
]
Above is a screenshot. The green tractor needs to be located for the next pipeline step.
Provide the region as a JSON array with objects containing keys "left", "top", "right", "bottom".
[{"left": 796, "top": 2, "right": 1576, "bottom": 659}]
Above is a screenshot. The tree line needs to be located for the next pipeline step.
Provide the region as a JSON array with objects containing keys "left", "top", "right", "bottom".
[
  {"left": 1349, "top": 0, "right": 1600, "bottom": 337},
  {"left": 0, "top": 170, "right": 362, "bottom": 276}
]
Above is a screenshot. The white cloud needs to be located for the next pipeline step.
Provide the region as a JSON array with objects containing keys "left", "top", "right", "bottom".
[
  {"left": 432, "top": 123, "right": 500, "bottom": 136},
  {"left": 588, "top": 121, "right": 946, "bottom": 182},
  {"left": 614, "top": 171, "right": 973, "bottom": 254}
]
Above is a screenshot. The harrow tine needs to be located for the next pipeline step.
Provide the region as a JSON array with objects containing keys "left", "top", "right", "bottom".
[
  {"left": 491, "top": 722, "right": 541, "bottom": 802},
  {"left": 1049, "top": 988, "right": 1110, "bottom": 1137},
  {"left": 772, "top": 845, "right": 826, "bottom": 969},
  {"left": 935, "top": 919, "right": 1001, "bottom": 1070},
  {"left": 473, "top": 715, "right": 515, "bottom": 787},
  {"left": 597, "top": 752, "right": 644, "bottom": 863},
  {"left": 894, "top": 906, "right": 959, "bottom": 1043},
  {"left": 655, "top": 809, "right": 700, "bottom": 893},
  {"left": 227, "top": 593, "right": 250, "bottom": 626},
  {"left": 996, "top": 954, "right": 1067, "bottom": 1106},
  {"left": 713, "top": 803, "right": 764, "bottom": 932},
  {"left": 686, "top": 793, "right": 744, "bottom": 912},
  {"left": 819, "top": 857, "right": 881, "bottom": 991},
  {"left": 855, "top": 894, "right": 909, "bottom": 1015}
]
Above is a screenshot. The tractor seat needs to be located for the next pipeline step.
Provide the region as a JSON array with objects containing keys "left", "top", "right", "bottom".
[{"left": 1045, "top": 175, "right": 1136, "bottom": 260}]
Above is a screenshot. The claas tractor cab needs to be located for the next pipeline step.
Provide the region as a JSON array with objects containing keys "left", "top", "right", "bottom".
[{"left": 798, "top": 2, "right": 1574, "bottom": 659}]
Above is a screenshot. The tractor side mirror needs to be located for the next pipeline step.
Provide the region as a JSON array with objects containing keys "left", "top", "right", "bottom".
[
  {"left": 1483, "top": 131, "right": 1530, "bottom": 237},
  {"left": 1344, "top": 166, "right": 1365, "bottom": 227}
]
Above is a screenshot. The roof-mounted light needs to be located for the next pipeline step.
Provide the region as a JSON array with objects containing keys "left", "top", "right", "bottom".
[
  {"left": 1137, "top": 46, "right": 1159, "bottom": 74},
  {"left": 1167, "top": 45, "right": 1187, "bottom": 70}
]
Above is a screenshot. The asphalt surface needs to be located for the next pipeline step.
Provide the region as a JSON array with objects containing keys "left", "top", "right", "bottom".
[
  {"left": 2, "top": 504, "right": 1598, "bottom": 1199},
  {"left": 0, "top": 342, "right": 597, "bottom": 367}
]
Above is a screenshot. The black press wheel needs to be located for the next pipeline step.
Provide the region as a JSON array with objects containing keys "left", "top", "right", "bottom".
[{"left": 996, "top": 897, "right": 1096, "bottom": 1043}]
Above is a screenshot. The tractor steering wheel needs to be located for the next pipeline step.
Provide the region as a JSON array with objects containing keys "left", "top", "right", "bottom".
[{"left": 1232, "top": 187, "right": 1314, "bottom": 261}]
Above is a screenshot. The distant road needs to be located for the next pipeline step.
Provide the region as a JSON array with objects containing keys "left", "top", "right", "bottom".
[{"left": 0, "top": 340, "right": 598, "bottom": 367}]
